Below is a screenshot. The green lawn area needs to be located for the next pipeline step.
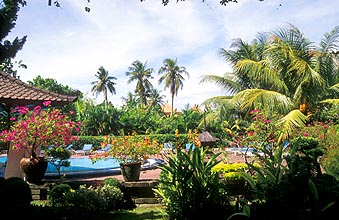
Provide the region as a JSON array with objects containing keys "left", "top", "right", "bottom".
[{"left": 108, "top": 204, "right": 167, "bottom": 220}]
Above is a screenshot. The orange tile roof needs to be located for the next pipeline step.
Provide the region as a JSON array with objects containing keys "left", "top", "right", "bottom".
[{"left": 0, "top": 71, "right": 77, "bottom": 107}]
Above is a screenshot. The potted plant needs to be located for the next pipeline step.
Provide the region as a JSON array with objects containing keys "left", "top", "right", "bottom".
[
  {"left": 0, "top": 101, "right": 81, "bottom": 184},
  {"left": 90, "top": 131, "right": 162, "bottom": 181}
]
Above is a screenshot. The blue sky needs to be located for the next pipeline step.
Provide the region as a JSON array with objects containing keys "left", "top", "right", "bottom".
[{"left": 7, "top": 0, "right": 339, "bottom": 110}]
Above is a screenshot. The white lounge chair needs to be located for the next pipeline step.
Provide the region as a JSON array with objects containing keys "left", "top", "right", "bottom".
[
  {"left": 161, "top": 142, "right": 174, "bottom": 154},
  {"left": 75, "top": 144, "right": 93, "bottom": 156},
  {"left": 94, "top": 144, "right": 111, "bottom": 154},
  {"left": 185, "top": 143, "right": 195, "bottom": 151}
]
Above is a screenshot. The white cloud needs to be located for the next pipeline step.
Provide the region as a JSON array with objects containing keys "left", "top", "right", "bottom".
[{"left": 7, "top": 0, "right": 339, "bottom": 110}]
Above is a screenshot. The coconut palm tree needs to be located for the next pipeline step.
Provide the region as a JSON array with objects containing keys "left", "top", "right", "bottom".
[
  {"left": 91, "top": 66, "right": 117, "bottom": 104},
  {"left": 121, "top": 91, "right": 139, "bottom": 108},
  {"left": 201, "top": 24, "right": 339, "bottom": 141},
  {"left": 126, "top": 60, "right": 154, "bottom": 106},
  {"left": 158, "top": 58, "right": 189, "bottom": 115},
  {"left": 147, "top": 88, "right": 166, "bottom": 109}
]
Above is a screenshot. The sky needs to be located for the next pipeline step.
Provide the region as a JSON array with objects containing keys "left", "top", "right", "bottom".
[{"left": 6, "top": 0, "right": 339, "bottom": 110}]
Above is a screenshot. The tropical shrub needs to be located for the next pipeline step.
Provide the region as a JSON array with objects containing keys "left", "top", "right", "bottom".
[
  {"left": 322, "top": 146, "right": 339, "bottom": 180},
  {"left": 291, "top": 120, "right": 339, "bottom": 180},
  {"left": 48, "top": 182, "right": 126, "bottom": 220},
  {"left": 212, "top": 162, "right": 250, "bottom": 195},
  {"left": 154, "top": 146, "right": 235, "bottom": 220},
  {"left": 103, "top": 177, "right": 136, "bottom": 210},
  {"left": 90, "top": 131, "right": 162, "bottom": 164},
  {"left": 237, "top": 131, "right": 339, "bottom": 219}
]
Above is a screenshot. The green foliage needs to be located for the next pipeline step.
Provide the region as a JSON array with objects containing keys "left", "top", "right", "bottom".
[
  {"left": 109, "top": 204, "right": 166, "bottom": 220},
  {"left": 103, "top": 177, "right": 123, "bottom": 188},
  {"left": 0, "top": 0, "right": 27, "bottom": 67},
  {"left": 26, "top": 75, "right": 82, "bottom": 121},
  {"left": 48, "top": 183, "right": 73, "bottom": 205},
  {"left": 95, "top": 184, "right": 124, "bottom": 212},
  {"left": 212, "top": 162, "right": 249, "bottom": 175},
  {"left": 288, "top": 137, "right": 323, "bottom": 178},
  {"left": 290, "top": 121, "right": 339, "bottom": 181},
  {"left": 212, "top": 162, "right": 251, "bottom": 196},
  {"left": 102, "top": 177, "right": 136, "bottom": 210},
  {"left": 48, "top": 182, "right": 127, "bottom": 220},
  {"left": 45, "top": 147, "right": 72, "bottom": 182},
  {"left": 212, "top": 163, "right": 248, "bottom": 182},
  {"left": 290, "top": 136, "right": 319, "bottom": 151},
  {"left": 62, "top": 98, "right": 204, "bottom": 137},
  {"left": 313, "top": 104, "right": 339, "bottom": 124},
  {"left": 74, "top": 135, "right": 105, "bottom": 150},
  {"left": 28, "top": 75, "right": 82, "bottom": 98},
  {"left": 158, "top": 58, "right": 189, "bottom": 115},
  {"left": 92, "top": 132, "right": 162, "bottom": 164},
  {"left": 0, "top": 58, "right": 26, "bottom": 78},
  {"left": 91, "top": 66, "right": 117, "bottom": 104},
  {"left": 76, "top": 101, "right": 122, "bottom": 136},
  {"left": 154, "top": 147, "right": 234, "bottom": 220},
  {"left": 322, "top": 146, "right": 339, "bottom": 180},
  {"left": 119, "top": 105, "right": 165, "bottom": 134},
  {"left": 238, "top": 134, "right": 339, "bottom": 220}
]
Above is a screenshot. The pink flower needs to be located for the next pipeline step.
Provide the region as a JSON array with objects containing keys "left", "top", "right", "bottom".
[
  {"left": 33, "top": 106, "right": 42, "bottom": 113},
  {"left": 247, "top": 131, "right": 255, "bottom": 136},
  {"left": 43, "top": 101, "right": 52, "bottom": 106},
  {"left": 0, "top": 102, "right": 81, "bottom": 157},
  {"left": 16, "top": 106, "right": 29, "bottom": 114}
]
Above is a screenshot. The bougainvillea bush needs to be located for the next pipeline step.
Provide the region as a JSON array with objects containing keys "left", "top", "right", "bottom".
[{"left": 0, "top": 101, "right": 81, "bottom": 158}]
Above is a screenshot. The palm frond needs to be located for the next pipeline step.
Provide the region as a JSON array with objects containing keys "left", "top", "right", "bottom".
[
  {"left": 276, "top": 109, "right": 308, "bottom": 143},
  {"left": 200, "top": 74, "right": 242, "bottom": 94},
  {"left": 319, "top": 25, "right": 339, "bottom": 53},
  {"left": 319, "top": 99, "right": 339, "bottom": 105},
  {"left": 233, "top": 89, "right": 293, "bottom": 114},
  {"left": 327, "top": 83, "right": 339, "bottom": 94}
]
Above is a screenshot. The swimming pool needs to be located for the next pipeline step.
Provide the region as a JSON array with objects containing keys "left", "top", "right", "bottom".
[{"left": 0, "top": 156, "right": 164, "bottom": 179}]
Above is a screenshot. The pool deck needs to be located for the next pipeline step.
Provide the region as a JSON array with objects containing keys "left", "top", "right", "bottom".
[
  {"left": 71, "top": 153, "right": 246, "bottom": 182},
  {"left": 0, "top": 152, "right": 246, "bottom": 182}
]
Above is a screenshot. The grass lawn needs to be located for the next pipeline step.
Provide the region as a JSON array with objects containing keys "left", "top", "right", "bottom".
[{"left": 108, "top": 204, "right": 167, "bottom": 220}]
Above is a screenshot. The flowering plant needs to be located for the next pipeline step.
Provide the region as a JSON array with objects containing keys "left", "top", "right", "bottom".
[
  {"left": 0, "top": 101, "right": 81, "bottom": 158},
  {"left": 90, "top": 131, "right": 162, "bottom": 164}
]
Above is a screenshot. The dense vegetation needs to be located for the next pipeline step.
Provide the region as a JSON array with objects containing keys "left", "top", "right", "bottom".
[{"left": 1, "top": 1, "right": 339, "bottom": 220}]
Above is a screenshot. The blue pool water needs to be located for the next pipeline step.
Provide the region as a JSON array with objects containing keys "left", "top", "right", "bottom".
[{"left": 0, "top": 156, "right": 163, "bottom": 178}]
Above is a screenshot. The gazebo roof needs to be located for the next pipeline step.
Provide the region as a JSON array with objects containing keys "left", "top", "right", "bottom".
[
  {"left": 198, "top": 131, "right": 219, "bottom": 147},
  {"left": 0, "top": 71, "right": 77, "bottom": 107}
]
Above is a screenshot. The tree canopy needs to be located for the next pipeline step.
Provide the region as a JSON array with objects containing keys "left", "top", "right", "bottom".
[{"left": 0, "top": 0, "right": 27, "bottom": 75}]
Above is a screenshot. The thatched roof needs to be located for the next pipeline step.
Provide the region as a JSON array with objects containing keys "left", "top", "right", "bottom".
[{"left": 198, "top": 131, "right": 219, "bottom": 147}]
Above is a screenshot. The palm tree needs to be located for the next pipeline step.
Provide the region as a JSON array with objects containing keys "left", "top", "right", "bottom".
[
  {"left": 158, "top": 58, "right": 189, "bottom": 115},
  {"left": 121, "top": 91, "right": 138, "bottom": 108},
  {"left": 91, "top": 66, "right": 117, "bottom": 103},
  {"left": 126, "top": 60, "right": 154, "bottom": 106},
  {"left": 147, "top": 88, "right": 166, "bottom": 109},
  {"left": 201, "top": 24, "right": 339, "bottom": 141}
]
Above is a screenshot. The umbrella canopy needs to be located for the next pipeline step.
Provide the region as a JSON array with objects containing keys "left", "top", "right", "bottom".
[{"left": 198, "top": 131, "right": 219, "bottom": 147}]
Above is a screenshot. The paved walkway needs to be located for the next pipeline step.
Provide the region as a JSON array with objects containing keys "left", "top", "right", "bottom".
[{"left": 82, "top": 167, "right": 162, "bottom": 182}]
